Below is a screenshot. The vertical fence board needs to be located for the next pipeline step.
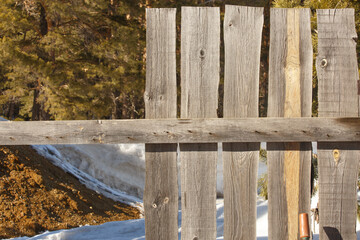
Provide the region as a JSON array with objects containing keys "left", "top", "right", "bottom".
[
  {"left": 223, "top": 5, "right": 263, "bottom": 240},
  {"left": 268, "top": 8, "right": 312, "bottom": 240},
  {"left": 317, "top": 9, "right": 360, "bottom": 240},
  {"left": 144, "top": 8, "right": 178, "bottom": 240},
  {"left": 180, "top": 7, "right": 220, "bottom": 240}
]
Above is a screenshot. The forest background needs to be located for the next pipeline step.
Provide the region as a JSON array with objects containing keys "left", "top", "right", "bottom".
[{"left": 0, "top": 0, "right": 359, "bottom": 121}]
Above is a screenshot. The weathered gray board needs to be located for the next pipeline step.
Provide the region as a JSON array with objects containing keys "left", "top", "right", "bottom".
[
  {"left": 144, "top": 8, "right": 178, "bottom": 240},
  {"left": 223, "top": 5, "right": 263, "bottom": 240},
  {"left": 180, "top": 7, "right": 220, "bottom": 240},
  {"left": 317, "top": 9, "right": 360, "bottom": 240},
  {"left": 267, "top": 8, "right": 312, "bottom": 240},
  {"left": 1, "top": 118, "right": 360, "bottom": 145}
]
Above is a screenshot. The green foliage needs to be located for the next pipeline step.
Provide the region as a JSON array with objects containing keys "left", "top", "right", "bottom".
[
  {"left": 311, "top": 153, "right": 318, "bottom": 196},
  {"left": 258, "top": 148, "right": 268, "bottom": 199},
  {"left": 258, "top": 173, "right": 268, "bottom": 200},
  {"left": 273, "top": 0, "right": 302, "bottom": 8},
  {"left": 260, "top": 148, "right": 267, "bottom": 163},
  {"left": 0, "top": 0, "right": 146, "bottom": 120}
]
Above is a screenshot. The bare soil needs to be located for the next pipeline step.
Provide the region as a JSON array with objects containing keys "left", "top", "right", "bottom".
[{"left": 0, "top": 145, "right": 141, "bottom": 239}]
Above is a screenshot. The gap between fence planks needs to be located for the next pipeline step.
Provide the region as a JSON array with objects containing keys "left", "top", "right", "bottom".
[
  {"left": 317, "top": 9, "right": 360, "bottom": 240},
  {"left": 0, "top": 118, "right": 360, "bottom": 145},
  {"left": 267, "top": 8, "right": 312, "bottom": 240},
  {"left": 180, "top": 7, "right": 220, "bottom": 240},
  {"left": 223, "top": 5, "right": 263, "bottom": 240},
  {"left": 144, "top": 8, "right": 178, "bottom": 240}
]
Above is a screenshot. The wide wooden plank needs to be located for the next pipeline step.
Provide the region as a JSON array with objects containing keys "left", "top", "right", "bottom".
[
  {"left": 317, "top": 9, "right": 360, "bottom": 240},
  {"left": 180, "top": 7, "right": 220, "bottom": 240},
  {"left": 0, "top": 118, "right": 360, "bottom": 144},
  {"left": 223, "top": 5, "right": 263, "bottom": 240},
  {"left": 144, "top": 8, "right": 178, "bottom": 240},
  {"left": 267, "top": 8, "right": 312, "bottom": 240}
]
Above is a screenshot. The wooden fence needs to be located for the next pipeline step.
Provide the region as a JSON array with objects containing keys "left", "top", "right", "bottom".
[{"left": 0, "top": 5, "right": 359, "bottom": 240}]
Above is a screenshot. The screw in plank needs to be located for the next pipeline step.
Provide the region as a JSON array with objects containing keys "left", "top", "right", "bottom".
[{"left": 320, "top": 58, "right": 328, "bottom": 68}]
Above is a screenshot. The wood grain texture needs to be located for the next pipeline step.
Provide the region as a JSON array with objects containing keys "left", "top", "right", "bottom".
[
  {"left": 317, "top": 9, "right": 360, "bottom": 240},
  {"left": 267, "top": 8, "right": 312, "bottom": 240},
  {"left": 284, "top": 10, "right": 301, "bottom": 240},
  {"left": 144, "top": 8, "right": 178, "bottom": 240},
  {"left": 0, "top": 118, "right": 360, "bottom": 145},
  {"left": 180, "top": 7, "right": 219, "bottom": 240},
  {"left": 223, "top": 5, "right": 263, "bottom": 240}
]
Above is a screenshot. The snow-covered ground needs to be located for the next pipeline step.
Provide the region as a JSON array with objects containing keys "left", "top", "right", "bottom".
[
  {"left": 1, "top": 116, "right": 359, "bottom": 239},
  {"left": 9, "top": 198, "right": 269, "bottom": 240},
  {"left": 4, "top": 143, "right": 298, "bottom": 240}
]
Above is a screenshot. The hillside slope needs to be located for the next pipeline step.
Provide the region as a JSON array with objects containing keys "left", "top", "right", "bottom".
[{"left": 0, "top": 146, "right": 141, "bottom": 239}]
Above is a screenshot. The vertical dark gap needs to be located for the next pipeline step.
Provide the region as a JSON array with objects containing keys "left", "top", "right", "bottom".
[
  {"left": 259, "top": 0, "right": 271, "bottom": 117},
  {"left": 176, "top": 5, "right": 182, "bottom": 118},
  {"left": 218, "top": 8, "right": 225, "bottom": 118}
]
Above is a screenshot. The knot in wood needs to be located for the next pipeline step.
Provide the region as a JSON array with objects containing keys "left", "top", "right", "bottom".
[
  {"left": 192, "top": 237, "right": 198, "bottom": 240},
  {"left": 152, "top": 203, "right": 157, "bottom": 209},
  {"left": 320, "top": 58, "right": 328, "bottom": 68},
  {"left": 199, "top": 49, "right": 206, "bottom": 58},
  {"left": 333, "top": 149, "right": 340, "bottom": 165},
  {"left": 163, "top": 197, "right": 169, "bottom": 204}
]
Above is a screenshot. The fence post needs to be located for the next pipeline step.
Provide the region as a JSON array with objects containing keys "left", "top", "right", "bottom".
[
  {"left": 180, "top": 6, "right": 220, "bottom": 240},
  {"left": 317, "top": 8, "right": 360, "bottom": 240},
  {"left": 223, "top": 5, "right": 263, "bottom": 240},
  {"left": 267, "top": 8, "right": 313, "bottom": 240},
  {"left": 144, "top": 8, "right": 178, "bottom": 240}
]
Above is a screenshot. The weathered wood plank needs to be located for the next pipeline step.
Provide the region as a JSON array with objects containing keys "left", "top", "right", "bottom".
[
  {"left": 144, "top": 8, "right": 178, "bottom": 240},
  {"left": 223, "top": 5, "right": 263, "bottom": 240},
  {"left": 317, "top": 8, "right": 360, "bottom": 240},
  {"left": 180, "top": 7, "right": 220, "bottom": 240},
  {"left": 0, "top": 118, "right": 360, "bottom": 145},
  {"left": 267, "top": 8, "right": 312, "bottom": 240}
]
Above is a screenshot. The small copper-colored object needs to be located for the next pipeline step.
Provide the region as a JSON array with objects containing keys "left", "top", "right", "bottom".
[{"left": 299, "top": 213, "right": 310, "bottom": 239}]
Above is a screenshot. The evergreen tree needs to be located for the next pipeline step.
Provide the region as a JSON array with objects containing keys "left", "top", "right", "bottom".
[{"left": 0, "top": 0, "right": 146, "bottom": 120}]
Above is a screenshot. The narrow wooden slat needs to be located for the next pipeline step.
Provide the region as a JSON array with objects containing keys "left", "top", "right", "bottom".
[
  {"left": 180, "top": 7, "right": 220, "bottom": 240},
  {"left": 0, "top": 118, "right": 360, "bottom": 144},
  {"left": 267, "top": 8, "right": 312, "bottom": 240},
  {"left": 317, "top": 9, "right": 360, "bottom": 240},
  {"left": 144, "top": 8, "right": 178, "bottom": 240},
  {"left": 223, "top": 5, "right": 263, "bottom": 240}
]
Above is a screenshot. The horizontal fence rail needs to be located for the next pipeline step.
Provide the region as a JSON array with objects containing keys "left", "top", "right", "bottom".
[{"left": 0, "top": 117, "right": 359, "bottom": 145}]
